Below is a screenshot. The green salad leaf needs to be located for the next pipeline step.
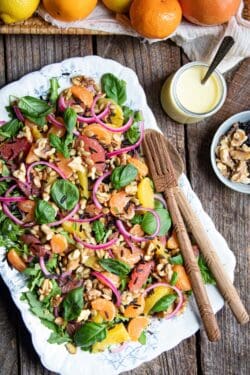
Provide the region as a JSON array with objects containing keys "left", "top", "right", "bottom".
[
  {"left": 131, "top": 214, "right": 143, "bottom": 225},
  {"left": 150, "top": 294, "right": 177, "bottom": 313},
  {"left": 24, "top": 291, "right": 55, "bottom": 322},
  {"left": 64, "top": 107, "right": 77, "bottom": 134},
  {"left": 101, "top": 73, "right": 127, "bottom": 105},
  {"left": 49, "top": 133, "right": 73, "bottom": 159},
  {"left": 63, "top": 287, "right": 84, "bottom": 321},
  {"left": 170, "top": 254, "right": 184, "bottom": 265},
  {"left": 138, "top": 330, "right": 147, "bottom": 345},
  {"left": 170, "top": 271, "right": 178, "bottom": 286},
  {"left": 18, "top": 96, "right": 52, "bottom": 118},
  {"left": 49, "top": 78, "right": 60, "bottom": 105},
  {"left": 74, "top": 322, "right": 107, "bottom": 348},
  {"left": 125, "top": 124, "right": 140, "bottom": 145},
  {"left": 99, "top": 258, "right": 131, "bottom": 277},
  {"left": 35, "top": 200, "right": 56, "bottom": 224},
  {"left": 51, "top": 179, "right": 79, "bottom": 211},
  {"left": 0, "top": 119, "right": 22, "bottom": 139},
  {"left": 141, "top": 208, "right": 172, "bottom": 236},
  {"left": 47, "top": 331, "right": 71, "bottom": 345},
  {"left": 198, "top": 255, "right": 216, "bottom": 285},
  {"left": 92, "top": 220, "right": 106, "bottom": 244},
  {"left": 111, "top": 164, "right": 138, "bottom": 190}
]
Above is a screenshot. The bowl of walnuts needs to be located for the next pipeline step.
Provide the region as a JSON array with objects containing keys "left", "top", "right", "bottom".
[{"left": 211, "top": 111, "right": 250, "bottom": 194}]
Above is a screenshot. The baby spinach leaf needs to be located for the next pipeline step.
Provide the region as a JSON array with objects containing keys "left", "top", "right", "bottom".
[
  {"left": 26, "top": 115, "right": 46, "bottom": 127},
  {"left": 74, "top": 322, "right": 107, "bottom": 348},
  {"left": 138, "top": 330, "right": 147, "bottom": 345},
  {"left": 0, "top": 119, "right": 22, "bottom": 139},
  {"left": 18, "top": 96, "right": 52, "bottom": 118},
  {"left": 35, "top": 200, "right": 56, "bottom": 224},
  {"left": 92, "top": 220, "right": 106, "bottom": 244},
  {"left": 63, "top": 287, "right": 84, "bottom": 321},
  {"left": 99, "top": 258, "right": 131, "bottom": 277},
  {"left": 150, "top": 294, "right": 177, "bottom": 313},
  {"left": 141, "top": 208, "right": 172, "bottom": 236},
  {"left": 125, "top": 124, "right": 140, "bottom": 145},
  {"left": 101, "top": 73, "right": 127, "bottom": 105},
  {"left": 170, "top": 254, "right": 184, "bottom": 265},
  {"left": 198, "top": 255, "right": 216, "bottom": 285},
  {"left": 64, "top": 107, "right": 77, "bottom": 134},
  {"left": 111, "top": 164, "right": 138, "bottom": 190},
  {"left": 49, "top": 133, "right": 73, "bottom": 158},
  {"left": 154, "top": 199, "right": 164, "bottom": 209},
  {"left": 51, "top": 179, "right": 79, "bottom": 211},
  {"left": 49, "top": 78, "right": 60, "bottom": 105},
  {"left": 170, "top": 271, "right": 178, "bottom": 286}
]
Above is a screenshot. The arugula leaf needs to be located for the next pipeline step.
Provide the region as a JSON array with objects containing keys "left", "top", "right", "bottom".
[
  {"left": 51, "top": 179, "right": 79, "bottom": 211},
  {"left": 74, "top": 322, "right": 107, "bottom": 348},
  {"left": 63, "top": 287, "right": 84, "bottom": 321},
  {"left": 24, "top": 291, "right": 55, "bottom": 321},
  {"left": 49, "top": 78, "right": 60, "bottom": 105},
  {"left": 0, "top": 119, "right": 22, "bottom": 139},
  {"left": 0, "top": 213, "right": 24, "bottom": 242},
  {"left": 170, "top": 254, "right": 184, "bottom": 265},
  {"left": 125, "top": 124, "right": 140, "bottom": 145},
  {"left": 35, "top": 200, "right": 56, "bottom": 224},
  {"left": 0, "top": 181, "right": 8, "bottom": 195},
  {"left": 24, "top": 263, "right": 43, "bottom": 291},
  {"left": 64, "top": 108, "right": 77, "bottom": 134},
  {"left": 49, "top": 133, "right": 73, "bottom": 159},
  {"left": 122, "top": 106, "right": 134, "bottom": 123},
  {"left": 99, "top": 258, "right": 131, "bottom": 277},
  {"left": 198, "top": 255, "right": 216, "bottom": 285},
  {"left": 92, "top": 220, "right": 106, "bottom": 244},
  {"left": 150, "top": 294, "right": 177, "bottom": 313},
  {"left": 170, "top": 271, "right": 178, "bottom": 286},
  {"left": 111, "top": 164, "right": 138, "bottom": 190},
  {"left": 138, "top": 330, "right": 147, "bottom": 345},
  {"left": 101, "top": 73, "right": 127, "bottom": 105},
  {"left": 48, "top": 331, "right": 71, "bottom": 345},
  {"left": 18, "top": 96, "right": 52, "bottom": 118},
  {"left": 131, "top": 214, "right": 143, "bottom": 225},
  {"left": 141, "top": 208, "right": 172, "bottom": 236}
]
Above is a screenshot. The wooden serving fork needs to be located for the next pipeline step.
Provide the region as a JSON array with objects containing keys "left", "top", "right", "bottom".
[{"left": 143, "top": 130, "right": 221, "bottom": 342}]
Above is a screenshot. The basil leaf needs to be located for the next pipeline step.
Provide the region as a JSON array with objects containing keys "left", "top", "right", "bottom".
[
  {"left": 101, "top": 73, "right": 127, "bottom": 105},
  {"left": 138, "top": 330, "right": 147, "bottom": 345},
  {"left": 125, "top": 124, "right": 140, "bottom": 145},
  {"left": 141, "top": 208, "right": 172, "bottom": 236},
  {"left": 51, "top": 179, "right": 79, "bottom": 211},
  {"left": 49, "top": 78, "right": 60, "bottom": 105},
  {"left": 74, "top": 322, "right": 107, "bottom": 348},
  {"left": 92, "top": 220, "right": 106, "bottom": 244},
  {"left": 0, "top": 119, "right": 22, "bottom": 139},
  {"left": 49, "top": 133, "right": 73, "bottom": 158},
  {"left": 150, "top": 294, "right": 177, "bottom": 313},
  {"left": 64, "top": 107, "right": 77, "bottom": 134},
  {"left": 99, "top": 258, "right": 131, "bottom": 277},
  {"left": 35, "top": 200, "right": 56, "bottom": 224},
  {"left": 198, "top": 255, "right": 216, "bottom": 285},
  {"left": 170, "top": 254, "right": 184, "bottom": 265},
  {"left": 131, "top": 214, "right": 143, "bottom": 225},
  {"left": 48, "top": 331, "right": 70, "bottom": 345},
  {"left": 63, "top": 287, "right": 84, "bottom": 321},
  {"left": 111, "top": 164, "right": 138, "bottom": 190},
  {"left": 18, "top": 96, "right": 52, "bottom": 117},
  {"left": 170, "top": 271, "right": 178, "bottom": 286}
]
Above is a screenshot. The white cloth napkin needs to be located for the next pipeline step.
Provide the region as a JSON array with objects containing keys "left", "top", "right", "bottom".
[{"left": 38, "top": 1, "right": 250, "bottom": 73}]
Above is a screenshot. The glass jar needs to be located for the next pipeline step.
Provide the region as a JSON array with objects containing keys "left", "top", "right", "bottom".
[{"left": 161, "top": 62, "right": 227, "bottom": 124}]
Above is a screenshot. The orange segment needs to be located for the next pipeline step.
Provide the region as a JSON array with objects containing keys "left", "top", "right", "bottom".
[
  {"left": 127, "top": 316, "right": 150, "bottom": 341},
  {"left": 71, "top": 85, "right": 94, "bottom": 107},
  {"left": 166, "top": 231, "right": 179, "bottom": 249},
  {"left": 109, "top": 191, "right": 130, "bottom": 216},
  {"left": 112, "top": 246, "right": 143, "bottom": 268},
  {"left": 129, "top": 158, "right": 148, "bottom": 177},
  {"left": 7, "top": 249, "right": 26, "bottom": 272},
  {"left": 91, "top": 298, "right": 116, "bottom": 321},
  {"left": 50, "top": 234, "right": 68, "bottom": 254},
  {"left": 83, "top": 124, "right": 113, "bottom": 146},
  {"left": 172, "top": 265, "right": 191, "bottom": 291},
  {"left": 56, "top": 153, "right": 73, "bottom": 179},
  {"left": 124, "top": 295, "right": 145, "bottom": 318}
]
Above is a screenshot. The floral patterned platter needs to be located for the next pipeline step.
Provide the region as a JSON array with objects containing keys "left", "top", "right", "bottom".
[{"left": 0, "top": 56, "right": 236, "bottom": 375}]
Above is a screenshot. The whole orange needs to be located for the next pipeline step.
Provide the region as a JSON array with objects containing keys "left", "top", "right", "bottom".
[
  {"left": 42, "top": 0, "right": 97, "bottom": 22},
  {"left": 130, "top": 0, "right": 182, "bottom": 39},
  {"left": 179, "top": 0, "right": 241, "bottom": 26}
]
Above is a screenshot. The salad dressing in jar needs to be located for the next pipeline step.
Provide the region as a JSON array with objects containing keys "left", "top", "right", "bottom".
[{"left": 161, "top": 62, "right": 227, "bottom": 124}]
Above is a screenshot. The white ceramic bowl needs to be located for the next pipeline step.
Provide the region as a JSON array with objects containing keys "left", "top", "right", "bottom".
[{"left": 211, "top": 111, "right": 250, "bottom": 194}]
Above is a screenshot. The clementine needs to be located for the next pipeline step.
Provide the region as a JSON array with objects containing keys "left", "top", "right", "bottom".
[
  {"left": 42, "top": 0, "right": 97, "bottom": 22},
  {"left": 179, "top": 0, "right": 241, "bottom": 26},
  {"left": 130, "top": 0, "right": 182, "bottom": 39}
]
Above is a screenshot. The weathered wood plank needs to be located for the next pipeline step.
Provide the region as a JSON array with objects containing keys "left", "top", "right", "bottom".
[
  {"left": 96, "top": 35, "right": 196, "bottom": 375},
  {"left": 186, "top": 58, "right": 250, "bottom": 375},
  {"left": 0, "top": 35, "right": 19, "bottom": 375}
]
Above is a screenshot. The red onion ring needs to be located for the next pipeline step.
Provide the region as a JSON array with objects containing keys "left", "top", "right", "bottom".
[
  {"left": 2, "top": 203, "right": 34, "bottom": 227},
  {"left": 13, "top": 106, "right": 25, "bottom": 122},
  {"left": 116, "top": 207, "right": 161, "bottom": 242},
  {"left": 0, "top": 183, "right": 26, "bottom": 202},
  {"left": 47, "top": 203, "right": 80, "bottom": 227},
  {"left": 74, "top": 234, "right": 118, "bottom": 250},
  {"left": 91, "top": 95, "right": 133, "bottom": 133},
  {"left": 92, "top": 171, "right": 111, "bottom": 210},
  {"left": 26, "top": 161, "right": 67, "bottom": 184},
  {"left": 154, "top": 194, "right": 167, "bottom": 208},
  {"left": 0, "top": 176, "right": 16, "bottom": 182},
  {"left": 69, "top": 213, "right": 104, "bottom": 223},
  {"left": 107, "top": 121, "right": 144, "bottom": 158},
  {"left": 92, "top": 271, "right": 121, "bottom": 306},
  {"left": 144, "top": 283, "right": 183, "bottom": 320},
  {"left": 39, "top": 256, "right": 57, "bottom": 279}
]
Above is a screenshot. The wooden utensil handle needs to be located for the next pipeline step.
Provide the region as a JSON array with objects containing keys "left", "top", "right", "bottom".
[
  {"left": 164, "top": 188, "right": 221, "bottom": 342},
  {"left": 174, "top": 187, "right": 249, "bottom": 325}
]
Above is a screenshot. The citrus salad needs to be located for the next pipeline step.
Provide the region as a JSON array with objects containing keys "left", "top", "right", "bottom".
[{"left": 0, "top": 73, "right": 215, "bottom": 353}]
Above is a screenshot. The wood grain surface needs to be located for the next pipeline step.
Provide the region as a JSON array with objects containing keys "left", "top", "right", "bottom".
[{"left": 0, "top": 35, "right": 249, "bottom": 375}]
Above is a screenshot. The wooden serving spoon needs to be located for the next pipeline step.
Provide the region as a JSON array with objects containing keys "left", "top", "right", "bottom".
[{"left": 152, "top": 131, "right": 249, "bottom": 325}]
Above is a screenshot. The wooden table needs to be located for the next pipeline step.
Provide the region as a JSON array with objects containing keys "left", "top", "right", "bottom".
[{"left": 0, "top": 34, "right": 249, "bottom": 375}]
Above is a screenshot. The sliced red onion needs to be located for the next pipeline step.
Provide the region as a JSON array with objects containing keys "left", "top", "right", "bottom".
[
  {"left": 47, "top": 114, "right": 79, "bottom": 136},
  {"left": 39, "top": 256, "right": 57, "bottom": 279},
  {"left": 92, "top": 271, "right": 121, "bottom": 306},
  {"left": 47, "top": 203, "right": 80, "bottom": 227},
  {"left": 107, "top": 122, "right": 144, "bottom": 158},
  {"left": 144, "top": 283, "right": 183, "bottom": 320},
  {"left": 92, "top": 171, "right": 111, "bottom": 210},
  {"left": 59, "top": 270, "right": 72, "bottom": 279},
  {"left": 13, "top": 106, "right": 25, "bottom": 122},
  {"left": 116, "top": 207, "right": 160, "bottom": 242},
  {"left": 69, "top": 213, "right": 104, "bottom": 223},
  {"left": 91, "top": 95, "right": 133, "bottom": 133},
  {"left": 74, "top": 234, "right": 118, "bottom": 250},
  {"left": 0, "top": 176, "right": 16, "bottom": 182},
  {"left": 108, "top": 249, "right": 114, "bottom": 258},
  {"left": 2, "top": 203, "right": 34, "bottom": 227},
  {"left": 0, "top": 183, "right": 26, "bottom": 202},
  {"left": 154, "top": 194, "right": 167, "bottom": 208},
  {"left": 26, "top": 161, "right": 67, "bottom": 184}
]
